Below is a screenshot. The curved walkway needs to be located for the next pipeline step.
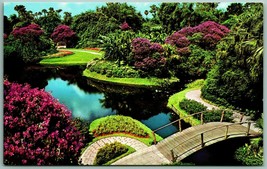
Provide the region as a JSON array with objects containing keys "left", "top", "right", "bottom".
[
  {"left": 185, "top": 89, "right": 260, "bottom": 132},
  {"left": 80, "top": 136, "right": 148, "bottom": 165}
]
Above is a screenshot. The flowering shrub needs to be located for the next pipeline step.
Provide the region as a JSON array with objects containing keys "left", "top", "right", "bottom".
[
  {"left": 177, "top": 47, "right": 190, "bottom": 55},
  {"left": 4, "top": 80, "right": 86, "bottom": 165},
  {"left": 120, "top": 21, "right": 131, "bottom": 30},
  {"left": 4, "top": 33, "right": 8, "bottom": 39},
  {"left": 51, "top": 25, "right": 77, "bottom": 48},
  {"left": 165, "top": 32, "right": 190, "bottom": 48},
  {"left": 150, "top": 43, "right": 164, "bottom": 53},
  {"left": 84, "top": 47, "right": 101, "bottom": 51},
  {"left": 131, "top": 38, "right": 168, "bottom": 77},
  {"left": 42, "top": 50, "right": 74, "bottom": 59},
  {"left": 131, "top": 38, "right": 151, "bottom": 56},
  {"left": 177, "top": 21, "right": 230, "bottom": 48},
  {"left": 11, "top": 24, "right": 44, "bottom": 42}
]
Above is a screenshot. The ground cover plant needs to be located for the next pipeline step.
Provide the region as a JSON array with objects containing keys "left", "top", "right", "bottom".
[
  {"left": 93, "top": 142, "right": 131, "bottom": 165},
  {"left": 89, "top": 115, "right": 162, "bottom": 145},
  {"left": 4, "top": 80, "right": 86, "bottom": 165}
]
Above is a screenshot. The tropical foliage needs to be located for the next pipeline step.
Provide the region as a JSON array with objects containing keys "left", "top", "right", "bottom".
[{"left": 201, "top": 3, "right": 263, "bottom": 117}]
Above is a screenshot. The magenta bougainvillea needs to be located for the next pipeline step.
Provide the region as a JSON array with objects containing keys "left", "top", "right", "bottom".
[
  {"left": 11, "top": 24, "right": 44, "bottom": 42},
  {"left": 177, "top": 21, "right": 230, "bottom": 48},
  {"left": 131, "top": 37, "right": 151, "bottom": 56},
  {"left": 4, "top": 33, "right": 8, "bottom": 39},
  {"left": 131, "top": 38, "right": 166, "bottom": 76},
  {"left": 4, "top": 80, "right": 86, "bottom": 165},
  {"left": 166, "top": 21, "right": 230, "bottom": 50},
  {"left": 120, "top": 21, "right": 131, "bottom": 30},
  {"left": 150, "top": 43, "right": 164, "bottom": 53},
  {"left": 51, "top": 24, "right": 77, "bottom": 47},
  {"left": 165, "top": 32, "right": 190, "bottom": 48}
]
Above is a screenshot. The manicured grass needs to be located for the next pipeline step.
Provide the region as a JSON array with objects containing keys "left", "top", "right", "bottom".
[
  {"left": 89, "top": 115, "right": 163, "bottom": 146},
  {"left": 167, "top": 79, "right": 205, "bottom": 126},
  {"left": 83, "top": 69, "right": 179, "bottom": 88},
  {"left": 40, "top": 49, "right": 103, "bottom": 65}
]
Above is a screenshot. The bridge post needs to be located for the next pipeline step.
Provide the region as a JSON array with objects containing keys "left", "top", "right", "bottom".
[
  {"left": 201, "top": 113, "right": 204, "bottom": 124},
  {"left": 220, "top": 111, "right": 225, "bottom": 122},
  {"left": 225, "top": 125, "right": 229, "bottom": 139},
  {"left": 240, "top": 114, "right": 244, "bottom": 122},
  {"left": 152, "top": 131, "right": 157, "bottom": 145},
  {"left": 246, "top": 122, "right": 251, "bottom": 136},
  {"left": 170, "top": 150, "right": 175, "bottom": 162},
  {"left": 178, "top": 120, "right": 182, "bottom": 132},
  {"left": 201, "top": 133, "right": 204, "bottom": 147}
]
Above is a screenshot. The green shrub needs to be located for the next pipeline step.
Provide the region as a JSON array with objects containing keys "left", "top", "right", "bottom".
[
  {"left": 94, "top": 142, "right": 128, "bottom": 165},
  {"left": 87, "top": 60, "right": 141, "bottom": 78},
  {"left": 91, "top": 115, "right": 149, "bottom": 137},
  {"left": 179, "top": 98, "right": 207, "bottom": 115},
  {"left": 202, "top": 109, "right": 233, "bottom": 123}
]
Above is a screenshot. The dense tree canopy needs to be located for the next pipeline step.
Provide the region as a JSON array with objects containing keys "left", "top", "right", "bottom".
[{"left": 201, "top": 3, "right": 263, "bottom": 116}]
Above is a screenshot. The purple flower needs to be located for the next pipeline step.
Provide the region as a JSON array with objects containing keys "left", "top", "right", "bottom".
[{"left": 120, "top": 21, "right": 131, "bottom": 30}]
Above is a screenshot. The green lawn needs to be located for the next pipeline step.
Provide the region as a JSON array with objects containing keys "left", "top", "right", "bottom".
[
  {"left": 83, "top": 69, "right": 179, "bottom": 88},
  {"left": 39, "top": 49, "right": 103, "bottom": 65},
  {"left": 167, "top": 79, "right": 204, "bottom": 126}
]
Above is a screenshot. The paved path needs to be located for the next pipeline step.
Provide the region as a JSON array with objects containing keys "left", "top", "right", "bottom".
[
  {"left": 80, "top": 136, "right": 148, "bottom": 165},
  {"left": 112, "top": 145, "right": 171, "bottom": 165},
  {"left": 185, "top": 89, "right": 261, "bottom": 132}
]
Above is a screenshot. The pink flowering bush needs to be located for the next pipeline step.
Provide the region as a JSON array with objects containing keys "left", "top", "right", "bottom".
[
  {"left": 51, "top": 25, "right": 77, "bottom": 48},
  {"left": 11, "top": 24, "right": 44, "bottom": 42},
  {"left": 4, "top": 80, "right": 86, "bottom": 165},
  {"left": 120, "top": 21, "right": 131, "bottom": 30},
  {"left": 131, "top": 38, "right": 151, "bottom": 56},
  {"left": 165, "top": 32, "right": 190, "bottom": 48},
  {"left": 177, "top": 21, "right": 230, "bottom": 48},
  {"left": 4, "top": 33, "right": 8, "bottom": 39},
  {"left": 131, "top": 38, "right": 168, "bottom": 77}
]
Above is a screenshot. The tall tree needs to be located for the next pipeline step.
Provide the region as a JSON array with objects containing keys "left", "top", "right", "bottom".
[{"left": 201, "top": 3, "right": 263, "bottom": 116}]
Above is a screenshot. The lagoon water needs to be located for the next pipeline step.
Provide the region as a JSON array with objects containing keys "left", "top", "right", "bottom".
[{"left": 44, "top": 77, "right": 181, "bottom": 138}]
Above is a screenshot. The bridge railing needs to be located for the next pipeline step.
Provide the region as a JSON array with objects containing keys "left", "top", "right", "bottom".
[
  {"left": 170, "top": 121, "right": 258, "bottom": 162},
  {"left": 151, "top": 105, "right": 246, "bottom": 145}
]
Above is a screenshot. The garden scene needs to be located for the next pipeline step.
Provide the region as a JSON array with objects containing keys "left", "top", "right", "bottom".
[{"left": 3, "top": 2, "right": 263, "bottom": 166}]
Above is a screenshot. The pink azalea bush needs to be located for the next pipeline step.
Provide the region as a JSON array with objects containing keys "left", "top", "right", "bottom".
[
  {"left": 131, "top": 38, "right": 167, "bottom": 77},
  {"left": 165, "top": 32, "right": 190, "bottom": 48},
  {"left": 11, "top": 24, "right": 44, "bottom": 42},
  {"left": 177, "top": 21, "right": 230, "bottom": 48},
  {"left": 4, "top": 80, "right": 86, "bottom": 165},
  {"left": 120, "top": 21, "right": 131, "bottom": 30},
  {"left": 51, "top": 25, "right": 77, "bottom": 48}
]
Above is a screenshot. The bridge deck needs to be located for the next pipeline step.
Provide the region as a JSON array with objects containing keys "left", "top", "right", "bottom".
[{"left": 156, "top": 122, "right": 260, "bottom": 162}]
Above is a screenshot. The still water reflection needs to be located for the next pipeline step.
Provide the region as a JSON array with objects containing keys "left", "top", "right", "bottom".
[{"left": 44, "top": 77, "right": 182, "bottom": 138}]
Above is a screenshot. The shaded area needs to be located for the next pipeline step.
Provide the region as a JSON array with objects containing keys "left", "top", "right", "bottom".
[{"left": 182, "top": 137, "right": 250, "bottom": 165}]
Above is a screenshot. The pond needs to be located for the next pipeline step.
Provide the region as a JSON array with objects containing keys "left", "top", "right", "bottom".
[{"left": 5, "top": 65, "right": 189, "bottom": 138}]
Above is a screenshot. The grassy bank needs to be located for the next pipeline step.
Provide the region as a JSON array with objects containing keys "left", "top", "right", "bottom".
[
  {"left": 167, "top": 79, "right": 204, "bottom": 126},
  {"left": 40, "top": 49, "right": 103, "bottom": 65},
  {"left": 83, "top": 69, "right": 179, "bottom": 88},
  {"left": 89, "top": 115, "right": 163, "bottom": 146}
]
